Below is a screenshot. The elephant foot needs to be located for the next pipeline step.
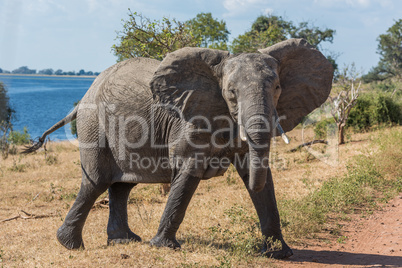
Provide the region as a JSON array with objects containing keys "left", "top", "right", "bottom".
[
  {"left": 150, "top": 235, "right": 180, "bottom": 249},
  {"left": 261, "top": 242, "right": 293, "bottom": 259},
  {"left": 57, "top": 224, "right": 84, "bottom": 250},
  {"left": 107, "top": 230, "right": 142, "bottom": 246}
]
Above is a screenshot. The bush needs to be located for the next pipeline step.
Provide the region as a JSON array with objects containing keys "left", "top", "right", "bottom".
[
  {"left": 314, "top": 118, "right": 336, "bottom": 139},
  {"left": 1, "top": 82, "right": 15, "bottom": 158},
  {"left": 8, "top": 127, "right": 31, "bottom": 145},
  {"left": 347, "top": 92, "right": 401, "bottom": 131}
]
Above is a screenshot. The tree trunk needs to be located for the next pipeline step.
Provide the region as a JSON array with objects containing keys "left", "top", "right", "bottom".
[{"left": 338, "top": 123, "right": 345, "bottom": 145}]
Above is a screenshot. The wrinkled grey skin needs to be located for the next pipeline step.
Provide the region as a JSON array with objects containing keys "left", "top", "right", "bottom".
[{"left": 27, "top": 39, "right": 333, "bottom": 259}]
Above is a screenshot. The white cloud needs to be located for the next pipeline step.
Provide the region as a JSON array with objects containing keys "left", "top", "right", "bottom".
[
  {"left": 223, "top": 0, "right": 271, "bottom": 17},
  {"left": 314, "top": 0, "right": 394, "bottom": 8},
  {"left": 263, "top": 8, "right": 274, "bottom": 15}
]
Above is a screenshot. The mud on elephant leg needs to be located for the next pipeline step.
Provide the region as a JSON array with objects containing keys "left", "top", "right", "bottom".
[
  {"left": 57, "top": 181, "right": 109, "bottom": 250},
  {"left": 150, "top": 174, "right": 201, "bottom": 249},
  {"left": 241, "top": 168, "right": 293, "bottom": 259},
  {"left": 107, "top": 182, "right": 141, "bottom": 245}
]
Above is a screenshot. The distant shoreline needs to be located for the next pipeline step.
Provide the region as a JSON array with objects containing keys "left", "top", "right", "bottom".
[{"left": 0, "top": 73, "right": 98, "bottom": 78}]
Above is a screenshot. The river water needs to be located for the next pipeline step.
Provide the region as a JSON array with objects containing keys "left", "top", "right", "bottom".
[{"left": 0, "top": 75, "right": 96, "bottom": 140}]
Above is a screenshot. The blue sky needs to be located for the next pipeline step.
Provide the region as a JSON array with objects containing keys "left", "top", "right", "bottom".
[{"left": 0, "top": 0, "right": 401, "bottom": 74}]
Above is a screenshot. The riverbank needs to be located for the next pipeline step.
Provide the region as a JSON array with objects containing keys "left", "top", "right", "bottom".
[{"left": 0, "top": 73, "right": 98, "bottom": 78}]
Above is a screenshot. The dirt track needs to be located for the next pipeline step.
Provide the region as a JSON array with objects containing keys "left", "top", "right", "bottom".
[{"left": 278, "top": 194, "right": 402, "bottom": 267}]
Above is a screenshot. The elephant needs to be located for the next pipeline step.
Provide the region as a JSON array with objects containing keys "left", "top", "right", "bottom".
[{"left": 25, "top": 38, "right": 333, "bottom": 259}]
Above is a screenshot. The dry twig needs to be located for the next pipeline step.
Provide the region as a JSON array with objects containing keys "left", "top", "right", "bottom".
[
  {"left": 0, "top": 210, "right": 56, "bottom": 223},
  {"left": 93, "top": 197, "right": 109, "bottom": 209}
]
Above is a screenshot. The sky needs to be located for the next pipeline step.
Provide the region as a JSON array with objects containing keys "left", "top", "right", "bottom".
[{"left": 0, "top": 0, "right": 401, "bottom": 74}]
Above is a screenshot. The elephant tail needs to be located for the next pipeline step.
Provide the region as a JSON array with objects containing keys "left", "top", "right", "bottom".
[{"left": 22, "top": 105, "right": 78, "bottom": 154}]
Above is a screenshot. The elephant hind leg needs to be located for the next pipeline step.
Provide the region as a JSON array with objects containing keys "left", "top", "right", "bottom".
[
  {"left": 57, "top": 180, "right": 109, "bottom": 250},
  {"left": 107, "top": 182, "right": 141, "bottom": 245}
]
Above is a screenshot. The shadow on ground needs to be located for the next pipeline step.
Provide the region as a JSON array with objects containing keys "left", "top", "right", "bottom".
[{"left": 283, "top": 249, "right": 402, "bottom": 266}]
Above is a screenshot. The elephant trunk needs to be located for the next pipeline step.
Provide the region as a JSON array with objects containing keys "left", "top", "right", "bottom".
[{"left": 240, "top": 101, "right": 272, "bottom": 192}]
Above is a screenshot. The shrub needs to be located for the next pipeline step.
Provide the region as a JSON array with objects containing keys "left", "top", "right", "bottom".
[
  {"left": 8, "top": 127, "right": 31, "bottom": 145},
  {"left": 45, "top": 154, "right": 58, "bottom": 165},
  {"left": 314, "top": 118, "right": 336, "bottom": 139},
  {"left": 347, "top": 92, "right": 401, "bottom": 131}
]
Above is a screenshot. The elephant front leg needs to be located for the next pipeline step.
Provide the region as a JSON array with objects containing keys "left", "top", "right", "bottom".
[
  {"left": 150, "top": 173, "right": 200, "bottom": 249},
  {"left": 107, "top": 182, "right": 141, "bottom": 245},
  {"left": 236, "top": 161, "right": 293, "bottom": 259}
]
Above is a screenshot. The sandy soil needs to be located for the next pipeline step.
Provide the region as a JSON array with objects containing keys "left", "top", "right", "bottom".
[{"left": 277, "top": 193, "right": 402, "bottom": 267}]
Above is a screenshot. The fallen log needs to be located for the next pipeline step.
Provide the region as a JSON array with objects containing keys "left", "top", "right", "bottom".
[{"left": 288, "top": 140, "right": 328, "bottom": 152}]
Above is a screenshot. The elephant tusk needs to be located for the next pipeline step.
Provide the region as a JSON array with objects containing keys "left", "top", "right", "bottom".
[
  {"left": 274, "top": 110, "right": 290, "bottom": 144},
  {"left": 281, "top": 131, "right": 290, "bottom": 144},
  {"left": 239, "top": 124, "right": 247, "bottom": 141}
]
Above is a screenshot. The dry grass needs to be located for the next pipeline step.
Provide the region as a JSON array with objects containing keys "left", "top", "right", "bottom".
[{"left": 0, "top": 126, "right": 399, "bottom": 267}]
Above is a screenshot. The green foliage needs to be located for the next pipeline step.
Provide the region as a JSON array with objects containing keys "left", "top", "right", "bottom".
[
  {"left": 0, "top": 82, "right": 15, "bottom": 158},
  {"left": 290, "top": 21, "right": 335, "bottom": 49},
  {"left": 230, "top": 15, "right": 335, "bottom": 56},
  {"left": 8, "top": 127, "right": 31, "bottom": 145},
  {"left": 363, "top": 19, "right": 402, "bottom": 82},
  {"left": 372, "top": 80, "right": 400, "bottom": 94},
  {"left": 0, "top": 82, "right": 13, "bottom": 125},
  {"left": 11, "top": 66, "right": 36, "bottom": 74},
  {"left": 314, "top": 118, "right": 336, "bottom": 139},
  {"left": 347, "top": 92, "right": 402, "bottom": 131},
  {"left": 186, "top": 12, "right": 230, "bottom": 50},
  {"left": 45, "top": 154, "right": 58, "bottom": 165},
  {"left": 112, "top": 10, "right": 201, "bottom": 61},
  {"left": 38, "top": 68, "right": 54, "bottom": 75},
  {"left": 230, "top": 15, "right": 290, "bottom": 54},
  {"left": 207, "top": 204, "right": 261, "bottom": 256}
]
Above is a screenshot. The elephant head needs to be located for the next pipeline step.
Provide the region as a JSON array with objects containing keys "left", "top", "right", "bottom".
[{"left": 150, "top": 38, "right": 333, "bottom": 192}]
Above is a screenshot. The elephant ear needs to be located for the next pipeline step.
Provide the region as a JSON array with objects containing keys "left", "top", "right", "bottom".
[
  {"left": 150, "top": 47, "right": 230, "bottom": 120},
  {"left": 259, "top": 38, "right": 333, "bottom": 132}
]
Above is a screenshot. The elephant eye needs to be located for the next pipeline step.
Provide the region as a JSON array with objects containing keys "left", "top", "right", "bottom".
[{"left": 276, "top": 85, "right": 280, "bottom": 90}]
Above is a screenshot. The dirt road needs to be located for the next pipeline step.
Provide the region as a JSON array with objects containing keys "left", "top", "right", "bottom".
[{"left": 277, "top": 194, "right": 402, "bottom": 267}]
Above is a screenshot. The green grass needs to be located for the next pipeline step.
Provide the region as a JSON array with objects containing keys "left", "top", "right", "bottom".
[{"left": 279, "top": 127, "right": 402, "bottom": 243}]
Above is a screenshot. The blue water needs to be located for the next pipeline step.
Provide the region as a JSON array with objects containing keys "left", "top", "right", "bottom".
[{"left": 0, "top": 75, "right": 96, "bottom": 140}]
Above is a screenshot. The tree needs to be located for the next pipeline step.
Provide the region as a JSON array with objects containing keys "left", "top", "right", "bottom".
[
  {"left": 289, "top": 21, "right": 335, "bottom": 49},
  {"left": 186, "top": 12, "right": 230, "bottom": 50},
  {"left": 364, "top": 19, "right": 402, "bottom": 82},
  {"left": 329, "top": 64, "right": 362, "bottom": 145},
  {"left": 78, "top": 69, "right": 86, "bottom": 76},
  {"left": 231, "top": 15, "right": 290, "bottom": 53},
  {"left": 231, "top": 15, "right": 336, "bottom": 65},
  {"left": 39, "top": 68, "right": 54, "bottom": 75},
  {"left": 12, "top": 66, "right": 36, "bottom": 74},
  {"left": 55, "top": 69, "right": 63, "bottom": 75},
  {"left": 0, "top": 82, "right": 15, "bottom": 158},
  {"left": 112, "top": 10, "right": 200, "bottom": 61},
  {"left": 0, "top": 68, "right": 3, "bottom": 73}
]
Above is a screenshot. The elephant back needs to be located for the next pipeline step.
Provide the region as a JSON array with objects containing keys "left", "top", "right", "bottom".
[{"left": 93, "top": 58, "right": 160, "bottom": 105}]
